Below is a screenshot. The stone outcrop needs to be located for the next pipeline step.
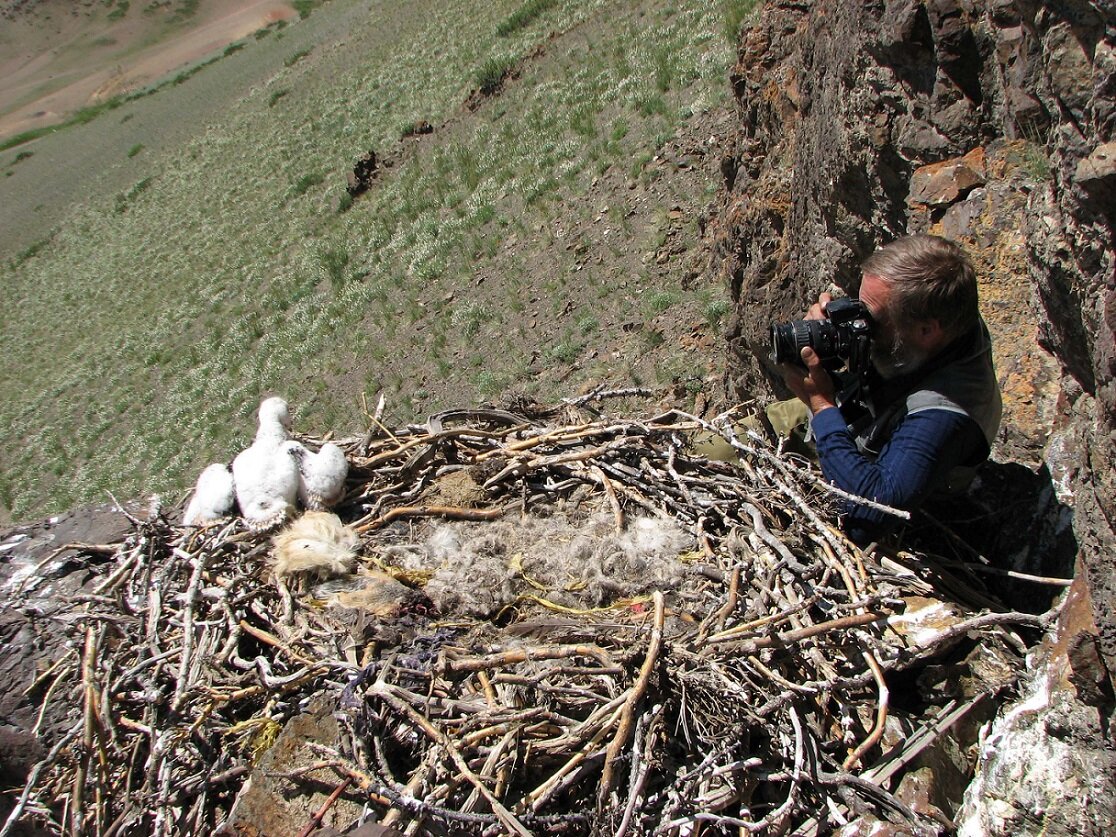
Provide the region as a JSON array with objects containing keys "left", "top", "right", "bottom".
[
  {"left": 346, "top": 150, "right": 380, "bottom": 198},
  {"left": 712, "top": 0, "right": 1115, "bottom": 831}
]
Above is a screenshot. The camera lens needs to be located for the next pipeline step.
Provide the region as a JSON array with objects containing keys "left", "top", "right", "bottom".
[{"left": 771, "top": 320, "right": 816, "bottom": 364}]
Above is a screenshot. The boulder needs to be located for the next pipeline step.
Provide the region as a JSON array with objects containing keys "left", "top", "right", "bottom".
[{"left": 907, "top": 147, "right": 988, "bottom": 208}]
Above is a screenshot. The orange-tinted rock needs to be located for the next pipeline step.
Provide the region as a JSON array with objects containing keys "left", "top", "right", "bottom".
[{"left": 907, "top": 147, "right": 988, "bottom": 207}]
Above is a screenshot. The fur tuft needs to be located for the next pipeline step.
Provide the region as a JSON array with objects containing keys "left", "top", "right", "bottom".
[
  {"left": 313, "top": 570, "right": 412, "bottom": 618},
  {"left": 270, "top": 511, "right": 359, "bottom": 582}
]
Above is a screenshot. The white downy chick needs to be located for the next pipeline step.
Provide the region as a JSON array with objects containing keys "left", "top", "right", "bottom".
[
  {"left": 182, "top": 463, "right": 235, "bottom": 526},
  {"left": 270, "top": 511, "right": 360, "bottom": 582},
  {"left": 289, "top": 442, "right": 349, "bottom": 510},
  {"left": 232, "top": 397, "right": 300, "bottom": 532}
]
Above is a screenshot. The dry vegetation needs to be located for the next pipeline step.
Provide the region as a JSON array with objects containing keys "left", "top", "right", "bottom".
[
  {"left": 0, "top": 0, "right": 756, "bottom": 523},
  {"left": 3, "top": 402, "right": 1049, "bottom": 835}
]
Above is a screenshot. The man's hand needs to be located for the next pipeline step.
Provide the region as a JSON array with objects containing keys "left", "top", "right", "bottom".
[
  {"left": 780, "top": 346, "right": 838, "bottom": 415},
  {"left": 807, "top": 292, "right": 833, "bottom": 321}
]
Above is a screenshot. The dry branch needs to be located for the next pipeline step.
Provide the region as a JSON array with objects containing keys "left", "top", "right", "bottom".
[{"left": 1, "top": 401, "right": 1051, "bottom": 836}]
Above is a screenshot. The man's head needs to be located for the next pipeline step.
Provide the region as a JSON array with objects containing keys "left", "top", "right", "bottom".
[{"left": 859, "top": 235, "right": 979, "bottom": 378}]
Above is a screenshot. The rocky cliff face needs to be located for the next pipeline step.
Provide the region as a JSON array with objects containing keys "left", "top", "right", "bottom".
[{"left": 712, "top": 0, "right": 1115, "bottom": 831}]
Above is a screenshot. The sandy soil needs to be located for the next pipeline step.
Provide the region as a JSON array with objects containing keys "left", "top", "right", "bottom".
[{"left": 0, "top": 0, "right": 297, "bottom": 140}]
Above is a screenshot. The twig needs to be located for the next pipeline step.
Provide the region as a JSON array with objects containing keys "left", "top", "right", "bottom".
[
  {"left": 598, "top": 591, "right": 665, "bottom": 807},
  {"left": 588, "top": 464, "right": 625, "bottom": 532},
  {"left": 843, "top": 651, "right": 889, "bottom": 770},
  {"left": 370, "top": 682, "right": 533, "bottom": 837},
  {"left": 295, "top": 778, "right": 352, "bottom": 837},
  {"left": 172, "top": 551, "right": 209, "bottom": 712},
  {"left": 354, "top": 505, "right": 503, "bottom": 534}
]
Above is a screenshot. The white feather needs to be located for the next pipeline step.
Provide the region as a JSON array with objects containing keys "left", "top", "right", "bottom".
[{"left": 182, "top": 463, "right": 235, "bottom": 526}]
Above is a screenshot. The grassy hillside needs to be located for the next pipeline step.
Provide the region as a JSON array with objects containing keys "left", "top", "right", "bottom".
[{"left": 0, "top": 0, "right": 756, "bottom": 523}]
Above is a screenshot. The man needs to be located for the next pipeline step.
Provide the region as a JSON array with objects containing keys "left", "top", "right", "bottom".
[{"left": 780, "top": 235, "right": 1002, "bottom": 546}]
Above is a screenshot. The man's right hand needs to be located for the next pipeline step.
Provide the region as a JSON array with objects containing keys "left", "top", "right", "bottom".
[{"left": 780, "top": 346, "right": 838, "bottom": 416}]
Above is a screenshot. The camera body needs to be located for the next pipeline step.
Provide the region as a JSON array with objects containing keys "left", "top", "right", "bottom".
[{"left": 770, "top": 297, "right": 873, "bottom": 375}]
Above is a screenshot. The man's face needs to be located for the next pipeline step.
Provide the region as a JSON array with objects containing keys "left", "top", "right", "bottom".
[{"left": 859, "top": 273, "right": 930, "bottom": 379}]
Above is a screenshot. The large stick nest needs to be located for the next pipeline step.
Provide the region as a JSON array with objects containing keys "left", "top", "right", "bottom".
[{"left": 2, "top": 394, "right": 1056, "bottom": 836}]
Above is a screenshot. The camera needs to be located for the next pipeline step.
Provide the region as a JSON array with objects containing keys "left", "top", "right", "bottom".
[{"left": 770, "top": 297, "right": 873, "bottom": 374}]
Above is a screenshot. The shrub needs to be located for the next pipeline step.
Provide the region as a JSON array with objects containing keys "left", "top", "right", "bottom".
[
  {"left": 320, "top": 247, "right": 350, "bottom": 288},
  {"left": 496, "top": 0, "right": 559, "bottom": 36},
  {"left": 475, "top": 370, "right": 506, "bottom": 398},
  {"left": 114, "top": 176, "right": 154, "bottom": 213},
  {"left": 452, "top": 302, "right": 490, "bottom": 337},
  {"left": 722, "top": 0, "right": 760, "bottom": 44},
  {"left": 173, "top": 0, "right": 200, "bottom": 20},
  {"left": 12, "top": 237, "right": 51, "bottom": 267},
  {"left": 292, "top": 0, "right": 317, "bottom": 19},
  {"left": 704, "top": 299, "right": 731, "bottom": 329},
  {"left": 550, "top": 341, "right": 582, "bottom": 364},
  {"left": 285, "top": 48, "right": 312, "bottom": 68},
  {"left": 475, "top": 56, "right": 516, "bottom": 95},
  {"left": 127, "top": 143, "right": 144, "bottom": 158},
  {"left": 646, "top": 290, "right": 678, "bottom": 314},
  {"left": 291, "top": 172, "right": 324, "bottom": 196},
  {"left": 268, "top": 89, "right": 289, "bottom": 107},
  {"left": 635, "top": 93, "right": 669, "bottom": 118}
]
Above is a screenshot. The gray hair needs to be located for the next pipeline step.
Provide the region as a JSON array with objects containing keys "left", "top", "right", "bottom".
[{"left": 861, "top": 235, "right": 979, "bottom": 339}]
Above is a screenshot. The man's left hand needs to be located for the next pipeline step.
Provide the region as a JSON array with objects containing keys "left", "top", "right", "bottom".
[{"left": 780, "top": 347, "right": 838, "bottom": 415}]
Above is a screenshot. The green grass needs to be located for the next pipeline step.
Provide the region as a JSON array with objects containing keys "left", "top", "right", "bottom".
[
  {"left": 113, "top": 176, "right": 155, "bottom": 213},
  {"left": 0, "top": 19, "right": 276, "bottom": 153},
  {"left": 496, "top": 0, "right": 560, "bottom": 35},
  {"left": 646, "top": 289, "right": 679, "bottom": 314},
  {"left": 108, "top": 1, "right": 131, "bottom": 22},
  {"left": 0, "top": 0, "right": 741, "bottom": 521},
  {"left": 173, "top": 0, "right": 201, "bottom": 20},
  {"left": 292, "top": 0, "right": 320, "bottom": 20},
  {"left": 10, "top": 237, "right": 52, "bottom": 268},
  {"left": 285, "top": 48, "right": 313, "bottom": 67},
  {"left": 704, "top": 298, "right": 730, "bottom": 329},
  {"left": 721, "top": 0, "right": 759, "bottom": 43},
  {"left": 550, "top": 340, "right": 584, "bottom": 364},
  {"left": 475, "top": 55, "right": 517, "bottom": 94},
  {"left": 291, "top": 172, "right": 325, "bottom": 196}
]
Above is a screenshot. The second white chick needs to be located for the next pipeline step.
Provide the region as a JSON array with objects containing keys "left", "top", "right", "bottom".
[
  {"left": 233, "top": 397, "right": 300, "bottom": 532},
  {"left": 270, "top": 511, "right": 360, "bottom": 583},
  {"left": 288, "top": 442, "right": 349, "bottom": 510}
]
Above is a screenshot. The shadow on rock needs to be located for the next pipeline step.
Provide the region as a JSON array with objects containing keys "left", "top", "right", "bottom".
[{"left": 902, "top": 460, "right": 1076, "bottom": 615}]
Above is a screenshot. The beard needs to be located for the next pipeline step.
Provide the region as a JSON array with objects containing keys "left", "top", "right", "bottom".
[{"left": 871, "top": 327, "right": 929, "bottom": 379}]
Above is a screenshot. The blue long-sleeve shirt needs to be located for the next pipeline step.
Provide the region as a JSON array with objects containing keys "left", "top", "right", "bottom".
[{"left": 810, "top": 405, "right": 985, "bottom": 545}]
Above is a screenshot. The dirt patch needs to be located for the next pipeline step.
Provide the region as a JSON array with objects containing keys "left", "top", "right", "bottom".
[{"left": 0, "top": 0, "right": 298, "bottom": 141}]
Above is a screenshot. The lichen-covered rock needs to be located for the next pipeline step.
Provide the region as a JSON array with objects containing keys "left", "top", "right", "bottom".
[
  {"left": 957, "top": 576, "right": 1116, "bottom": 836},
  {"left": 711, "top": 0, "right": 1115, "bottom": 824}
]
